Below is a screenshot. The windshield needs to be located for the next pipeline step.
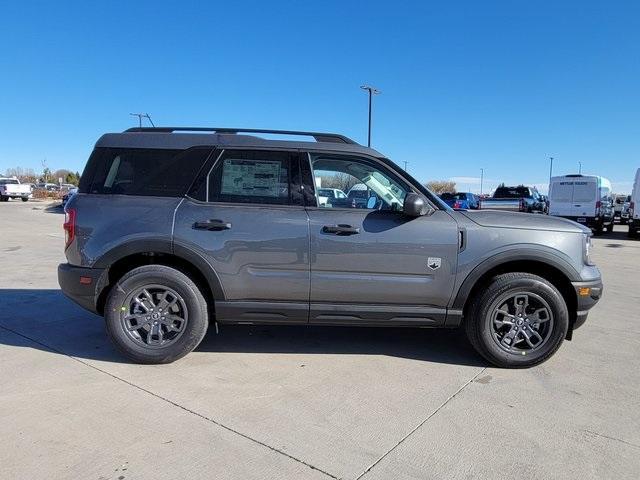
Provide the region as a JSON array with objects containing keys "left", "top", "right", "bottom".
[{"left": 0, "top": 179, "right": 19, "bottom": 185}]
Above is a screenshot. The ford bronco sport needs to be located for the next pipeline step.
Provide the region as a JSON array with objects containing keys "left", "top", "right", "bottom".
[{"left": 58, "top": 127, "right": 603, "bottom": 367}]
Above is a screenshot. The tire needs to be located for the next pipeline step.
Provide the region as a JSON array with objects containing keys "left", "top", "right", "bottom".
[
  {"left": 629, "top": 228, "right": 639, "bottom": 239},
  {"left": 464, "top": 272, "right": 569, "bottom": 368},
  {"left": 21, "top": 197, "right": 28, "bottom": 202},
  {"left": 606, "top": 222, "right": 614, "bottom": 233},
  {"left": 0, "top": 196, "right": 7, "bottom": 202},
  {"left": 104, "top": 265, "right": 209, "bottom": 364},
  {"left": 594, "top": 222, "right": 603, "bottom": 235}
]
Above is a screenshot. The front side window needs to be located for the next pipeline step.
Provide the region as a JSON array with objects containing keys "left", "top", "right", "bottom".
[
  {"left": 206, "top": 150, "right": 296, "bottom": 205},
  {"left": 311, "top": 154, "right": 408, "bottom": 211}
]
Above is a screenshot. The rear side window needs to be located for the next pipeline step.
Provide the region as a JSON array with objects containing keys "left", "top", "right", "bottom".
[
  {"left": 80, "top": 148, "right": 211, "bottom": 197},
  {"left": 200, "top": 150, "right": 300, "bottom": 206}
]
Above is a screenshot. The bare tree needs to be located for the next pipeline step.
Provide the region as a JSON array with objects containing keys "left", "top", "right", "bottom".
[
  {"left": 318, "top": 172, "right": 360, "bottom": 193},
  {"left": 425, "top": 180, "right": 456, "bottom": 194}
]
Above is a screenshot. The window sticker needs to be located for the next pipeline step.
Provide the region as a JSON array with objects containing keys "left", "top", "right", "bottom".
[{"left": 221, "top": 159, "right": 282, "bottom": 197}]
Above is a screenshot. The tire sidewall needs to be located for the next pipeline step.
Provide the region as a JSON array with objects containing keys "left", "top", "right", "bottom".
[
  {"left": 475, "top": 276, "right": 569, "bottom": 367},
  {"left": 105, "top": 266, "right": 208, "bottom": 364}
]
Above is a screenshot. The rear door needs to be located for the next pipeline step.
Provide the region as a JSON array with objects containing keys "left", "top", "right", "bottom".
[
  {"left": 303, "top": 152, "right": 459, "bottom": 326},
  {"left": 572, "top": 179, "right": 597, "bottom": 218},
  {"left": 549, "top": 180, "right": 574, "bottom": 217},
  {"left": 173, "top": 149, "right": 310, "bottom": 324}
]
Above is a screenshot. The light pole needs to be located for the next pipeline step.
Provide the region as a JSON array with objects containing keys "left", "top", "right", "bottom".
[
  {"left": 549, "top": 156, "right": 554, "bottom": 184},
  {"left": 480, "top": 168, "right": 484, "bottom": 196},
  {"left": 360, "top": 85, "right": 381, "bottom": 147},
  {"left": 578, "top": 161, "right": 582, "bottom": 174},
  {"left": 403, "top": 160, "right": 408, "bottom": 171}
]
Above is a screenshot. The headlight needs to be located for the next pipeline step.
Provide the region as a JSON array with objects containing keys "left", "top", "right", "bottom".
[{"left": 583, "top": 234, "right": 595, "bottom": 266}]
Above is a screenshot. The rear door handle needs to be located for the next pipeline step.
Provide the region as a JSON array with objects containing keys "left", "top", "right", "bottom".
[
  {"left": 193, "top": 219, "right": 232, "bottom": 231},
  {"left": 322, "top": 224, "right": 360, "bottom": 235}
]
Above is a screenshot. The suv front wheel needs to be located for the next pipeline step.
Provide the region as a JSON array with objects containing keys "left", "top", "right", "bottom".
[
  {"left": 105, "top": 265, "right": 209, "bottom": 364},
  {"left": 464, "top": 273, "right": 569, "bottom": 368}
]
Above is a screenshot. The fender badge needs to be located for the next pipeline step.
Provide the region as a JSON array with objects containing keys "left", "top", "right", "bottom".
[{"left": 427, "top": 257, "right": 441, "bottom": 270}]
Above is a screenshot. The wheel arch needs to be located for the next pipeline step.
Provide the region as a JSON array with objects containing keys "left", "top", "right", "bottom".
[
  {"left": 94, "top": 240, "right": 224, "bottom": 316},
  {"left": 450, "top": 252, "right": 578, "bottom": 334}
]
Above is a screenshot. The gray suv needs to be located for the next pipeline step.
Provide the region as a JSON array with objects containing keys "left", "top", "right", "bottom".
[{"left": 58, "top": 127, "right": 603, "bottom": 368}]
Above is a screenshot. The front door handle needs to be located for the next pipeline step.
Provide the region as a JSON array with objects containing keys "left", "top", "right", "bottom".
[
  {"left": 193, "top": 219, "right": 232, "bottom": 231},
  {"left": 322, "top": 224, "right": 360, "bottom": 235}
]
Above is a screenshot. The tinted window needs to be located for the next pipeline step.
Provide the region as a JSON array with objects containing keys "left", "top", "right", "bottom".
[
  {"left": 551, "top": 182, "right": 574, "bottom": 202},
  {"left": 207, "top": 150, "right": 295, "bottom": 205},
  {"left": 81, "top": 148, "right": 211, "bottom": 197},
  {"left": 493, "top": 186, "right": 531, "bottom": 198},
  {"left": 574, "top": 182, "right": 597, "bottom": 202}
]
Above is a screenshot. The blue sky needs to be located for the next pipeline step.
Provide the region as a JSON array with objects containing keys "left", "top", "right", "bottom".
[{"left": 1, "top": 0, "right": 638, "bottom": 193}]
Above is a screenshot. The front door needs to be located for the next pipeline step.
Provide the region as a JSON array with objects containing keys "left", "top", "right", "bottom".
[
  {"left": 304, "top": 153, "right": 459, "bottom": 326},
  {"left": 173, "top": 149, "right": 310, "bottom": 324}
]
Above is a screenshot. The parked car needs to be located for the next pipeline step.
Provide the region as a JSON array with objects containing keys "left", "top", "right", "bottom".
[
  {"left": 0, "top": 177, "right": 32, "bottom": 202},
  {"left": 614, "top": 194, "right": 627, "bottom": 222},
  {"left": 317, "top": 188, "right": 347, "bottom": 206},
  {"left": 439, "top": 192, "right": 479, "bottom": 209},
  {"left": 479, "top": 185, "right": 546, "bottom": 213},
  {"left": 629, "top": 168, "right": 640, "bottom": 238},
  {"left": 548, "top": 174, "right": 615, "bottom": 234},
  {"left": 620, "top": 195, "right": 631, "bottom": 225},
  {"left": 59, "top": 127, "right": 602, "bottom": 368},
  {"left": 62, "top": 187, "right": 78, "bottom": 208}
]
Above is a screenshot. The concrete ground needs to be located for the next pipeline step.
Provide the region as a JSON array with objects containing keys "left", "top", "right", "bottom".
[{"left": 1, "top": 199, "right": 638, "bottom": 480}]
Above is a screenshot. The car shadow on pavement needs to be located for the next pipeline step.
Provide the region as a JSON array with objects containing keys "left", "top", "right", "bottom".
[{"left": 0, "top": 289, "right": 486, "bottom": 367}]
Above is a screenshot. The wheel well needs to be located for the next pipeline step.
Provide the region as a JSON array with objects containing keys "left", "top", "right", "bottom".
[
  {"left": 462, "top": 260, "right": 577, "bottom": 327},
  {"left": 96, "top": 252, "right": 215, "bottom": 317}
]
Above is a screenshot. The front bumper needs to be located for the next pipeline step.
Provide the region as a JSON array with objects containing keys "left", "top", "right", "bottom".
[
  {"left": 58, "top": 263, "right": 106, "bottom": 314},
  {"left": 571, "top": 278, "right": 603, "bottom": 330}
]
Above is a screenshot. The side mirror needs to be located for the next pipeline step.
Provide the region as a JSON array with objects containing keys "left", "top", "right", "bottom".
[{"left": 403, "top": 193, "right": 434, "bottom": 217}]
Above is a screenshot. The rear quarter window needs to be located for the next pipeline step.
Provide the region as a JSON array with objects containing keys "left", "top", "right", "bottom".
[{"left": 79, "top": 148, "right": 212, "bottom": 197}]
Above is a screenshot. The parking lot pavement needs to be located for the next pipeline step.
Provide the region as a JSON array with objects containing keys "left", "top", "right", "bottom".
[{"left": 1, "top": 200, "right": 639, "bottom": 480}]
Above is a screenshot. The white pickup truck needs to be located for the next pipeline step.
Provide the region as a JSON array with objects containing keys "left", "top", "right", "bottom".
[{"left": 0, "top": 178, "right": 32, "bottom": 202}]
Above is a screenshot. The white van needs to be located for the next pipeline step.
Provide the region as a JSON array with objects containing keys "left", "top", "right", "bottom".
[
  {"left": 548, "top": 174, "right": 614, "bottom": 234},
  {"left": 629, "top": 168, "right": 640, "bottom": 238}
]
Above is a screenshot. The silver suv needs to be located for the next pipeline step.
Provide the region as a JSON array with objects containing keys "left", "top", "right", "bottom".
[{"left": 58, "top": 127, "right": 603, "bottom": 367}]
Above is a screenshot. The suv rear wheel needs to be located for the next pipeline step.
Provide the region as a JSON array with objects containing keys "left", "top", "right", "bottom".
[
  {"left": 465, "top": 273, "right": 569, "bottom": 368},
  {"left": 104, "top": 265, "right": 209, "bottom": 364}
]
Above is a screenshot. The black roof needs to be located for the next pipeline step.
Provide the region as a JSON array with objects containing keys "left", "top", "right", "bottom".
[{"left": 96, "top": 127, "right": 384, "bottom": 157}]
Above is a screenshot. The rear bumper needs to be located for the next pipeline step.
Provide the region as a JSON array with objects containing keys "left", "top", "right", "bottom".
[
  {"left": 58, "top": 263, "right": 106, "bottom": 314},
  {"left": 571, "top": 278, "right": 603, "bottom": 330}
]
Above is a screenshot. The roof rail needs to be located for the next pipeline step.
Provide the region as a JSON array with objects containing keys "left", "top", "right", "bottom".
[{"left": 123, "top": 127, "right": 358, "bottom": 145}]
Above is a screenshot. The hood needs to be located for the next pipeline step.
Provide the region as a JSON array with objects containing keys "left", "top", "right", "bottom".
[{"left": 459, "top": 210, "right": 591, "bottom": 234}]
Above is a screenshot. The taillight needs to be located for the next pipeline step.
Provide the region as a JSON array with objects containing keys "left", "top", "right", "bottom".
[
  {"left": 63, "top": 208, "right": 76, "bottom": 249},
  {"left": 453, "top": 201, "right": 462, "bottom": 209},
  {"left": 519, "top": 199, "right": 525, "bottom": 212}
]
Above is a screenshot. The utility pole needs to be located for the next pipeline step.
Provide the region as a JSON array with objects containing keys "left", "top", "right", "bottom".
[
  {"left": 130, "top": 113, "right": 156, "bottom": 128},
  {"left": 480, "top": 168, "right": 484, "bottom": 196},
  {"left": 360, "top": 85, "right": 381, "bottom": 147}
]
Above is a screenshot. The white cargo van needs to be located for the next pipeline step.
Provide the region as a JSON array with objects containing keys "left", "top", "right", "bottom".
[
  {"left": 548, "top": 174, "right": 614, "bottom": 234},
  {"left": 629, "top": 168, "right": 640, "bottom": 238}
]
